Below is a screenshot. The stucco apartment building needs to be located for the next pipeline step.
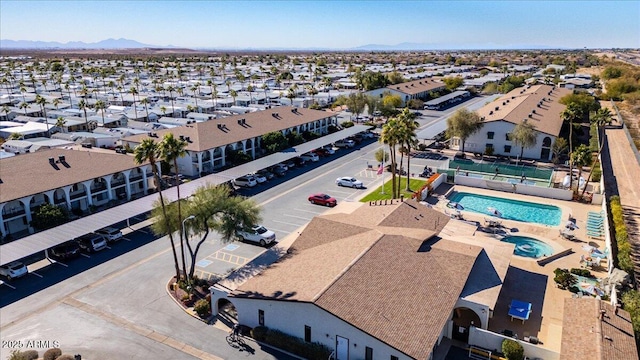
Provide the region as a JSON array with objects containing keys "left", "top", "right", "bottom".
[
  {"left": 122, "top": 106, "right": 338, "bottom": 177},
  {"left": 366, "top": 78, "right": 446, "bottom": 106},
  {"left": 212, "top": 200, "right": 514, "bottom": 360},
  {"left": 450, "top": 84, "right": 571, "bottom": 161},
  {"left": 0, "top": 149, "right": 153, "bottom": 238}
]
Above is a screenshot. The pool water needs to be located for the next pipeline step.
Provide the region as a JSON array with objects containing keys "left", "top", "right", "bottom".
[
  {"left": 501, "top": 236, "right": 554, "bottom": 258},
  {"left": 448, "top": 192, "right": 561, "bottom": 226}
]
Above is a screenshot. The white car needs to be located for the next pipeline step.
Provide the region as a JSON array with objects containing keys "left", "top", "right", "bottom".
[
  {"left": 233, "top": 175, "right": 258, "bottom": 188},
  {"left": 249, "top": 173, "right": 267, "bottom": 184},
  {"left": 322, "top": 146, "right": 336, "bottom": 155},
  {"left": 0, "top": 261, "right": 28, "bottom": 280},
  {"left": 334, "top": 139, "right": 355, "bottom": 148},
  {"left": 95, "top": 227, "right": 123, "bottom": 243},
  {"left": 360, "top": 131, "right": 375, "bottom": 139},
  {"left": 300, "top": 152, "right": 320, "bottom": 162},
  {"left": 236, "top": 225, "right": 276, "bottom": 247},
  {"left": 336, "top": 177, "right": 364, "bottom": 188}
]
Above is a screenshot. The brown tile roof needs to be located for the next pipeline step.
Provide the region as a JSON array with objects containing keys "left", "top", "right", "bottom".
[
  {"left": 561, "top": 298, "right": 639, "bottom": 360},
  {"left": 122, "top": 106, "right": 335, "bottom": 152},
  {"left": 0, "top": 148, "right": 146, "bottom": 203},
  {"left": 476, "top": 84, "right": 571, "bottom": 136},
  {"left": 233, "top": 201, "right": 483, "bottom": 359},
  {"left": 386, "top": 78, "right": 445, "bottom": 96}
]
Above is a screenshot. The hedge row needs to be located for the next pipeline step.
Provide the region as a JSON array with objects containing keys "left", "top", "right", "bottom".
[
  {"left": 251, "top": 326, "right": 332, "bottom": 360},
  {"left": 610, "top": 196, "right": 634, "bottom": 274}
]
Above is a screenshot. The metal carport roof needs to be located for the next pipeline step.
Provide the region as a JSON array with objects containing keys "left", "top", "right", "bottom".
[{"left": 0, "top": 125, "right": 371, "bottom": 265}]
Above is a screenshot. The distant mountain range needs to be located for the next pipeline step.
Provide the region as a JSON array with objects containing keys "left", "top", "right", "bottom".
[
  {"left": 0, "top": 38, "right": 559, "bottom": 51},
  {"left": 0, "top": 38, "right": 173, "bottom": 49}
]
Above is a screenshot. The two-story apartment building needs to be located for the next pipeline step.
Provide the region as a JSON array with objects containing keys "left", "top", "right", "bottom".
[
  {"left": 0, "top": 149, "right": 154, "bottom": 238},
  {"left": 366, "top": 78, "right": 446, "bottom": 106},
  {"left": 450, "top": 85, "right": 571, "bottom": 161},
  {"left": 122, "top": 106, "right": 338, "bottom": 177}
]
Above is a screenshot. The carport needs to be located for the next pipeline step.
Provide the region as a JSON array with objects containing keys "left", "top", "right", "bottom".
[{"left": 0, "top": 125, "right": 370, "bottom": 266}]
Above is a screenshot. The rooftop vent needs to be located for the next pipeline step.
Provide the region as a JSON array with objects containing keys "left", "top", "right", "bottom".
[
  {"left": 502, "top": 102, "right": 506, "bottom": 106},
  {"left": 185, "top": 136, "right": 191, "bottom": 142},
  {"left": 495, "top": 106, "right": 499, "bottom": 111},
  {"left": 489, "top": 111, "right": 493, "bottom": 115},
  {"left": 528, "top": 113, "right": 533, "bottom": 118},
  {"left": 511, "top": 96, "right": 515, "bottom": 99},
  {"left": 179, "top": 135, "right": 185, "bottom": 141},
  {"left": 238, "top": 119, "right": 243, "bottom": 125},
  {"left": 532, "top": 109, "right": 536, "bottom": 114},
  {"left": 217, "top": 123, "right": 223, "bottom": 129},
  {"left": 49, "top": 157, "right": 55, "bottom": 164},
  {"left": 58, "top": 155, "right": 66, "bottom": 163}
]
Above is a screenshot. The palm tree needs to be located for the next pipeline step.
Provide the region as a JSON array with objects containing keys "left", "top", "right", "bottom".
[
  {"left": 159, "top": 133, "right": 188, "bottom": 277},
  {"left": 19, "top": 101, "right": 29, "bottom": 116},
  {"left": 134, "top": 139, "right": 182, "bottom": 281},
  {"left": 166, "top": 85, "right": 176, "bottom": 114},
  {"left": 229, "top": 89, "right": 238, "bottom": 106},
  {"left": 380, "top": 118, "right": 401, "bottom": 198},
  {"left": 396, "top": 109, "right": 419, "bottom": 191},
  {"left": 35, "top": 95, "right": 50, "bottom": 134},
  {"left": 512, "top": 121, "right": 538, "bottom": 164},
  {"left": 571, "top": 144, "right": 592, "bottom": 192},
  {"left": 140, "top": 97, "right": 150, "bottom": 121},
  {"left": 55, "top": 116, "right": 66, "bottom": 133},
  {"left": 561, "top": 103, "right": 582, "bottom": 189},
  {"left": 446, "top": 108, "right": 484, "bottom": 153},
  {"left": 190, "top": 84, "right": 199, "bottom": 109},
  {"left": 94, "top": 100, "right": 106, "bottom": 126},
  {"left": 78, "top": 99, "right": 89, "bottom": 130},
  {"left": 8, "top": 132, "right": 22, "bottom": 140},
  {"left": 129, "top": 87, "right": 139, "bottom": 120},
  {"left": 52, "top": 98, "right": 61, "bottom": 110}
]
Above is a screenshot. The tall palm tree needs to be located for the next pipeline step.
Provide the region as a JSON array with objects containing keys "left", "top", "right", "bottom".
[
  {"left": 94, "top": 100, "right": 106, "bottom": 126},
  {"left": 561, "top": 103, "right": 582, "bottom": 189},
  {"left": 78, "top": 99, "right": 89, "bottom": 130},
  {"left": 512, "top": 121, "right": 538, "bottom": 165},
  {"left": 159, "top": 133, "right": 188, "bottom": 277},
  {"left": 229, "top": 89, "right": 238, "bottom": 106},
  {"left": 396, "top": 109, "right": 419, "bottom": 191},
  {"left": 55, "top": 116, "right": 66, "bottom": 133},
  {"left": 129, "top": 87, "right": 139, "bottom": 120},
  {"left": 134, "top": 139, "right": 182, "bottom": 281},
  {"left": 166, "top": 85, "right": 176, "bottom": 114},
  {"left": 19, "top": 101, "right": 29, "bottom": 116},
  {"left": 380, "top": 118, "right": 401, "bottom": 198},
  {"left": 35, "top": 95, "right": 50, "bottom": 134},
  {"left": 190, "top": 84, "right": 199, "bottom": 109},
  {"left": 571, "top": 144, "right": 592, "bottom": 193},
  {"left": 140, "top": 97, "right": 150, "bottom": 121}
]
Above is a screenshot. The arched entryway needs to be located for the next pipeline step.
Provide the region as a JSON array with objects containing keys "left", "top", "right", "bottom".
[
  {"left": 217, "top": 298, "right": 237, "bottom": 321},
  {"left": 452, "top": 307, "right": 481, "bottom": 342}
]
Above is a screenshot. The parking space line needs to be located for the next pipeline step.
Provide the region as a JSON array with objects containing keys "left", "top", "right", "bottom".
[
  {"left": 54, "top": 261, "right": 69, "bottom": 268},
  {"left": 81, "top": 254, "right": 91, "bottom": 258},
  {"left": 283, "top": 214, "right": 313, "bottom": 221},
  {"left": 291, "top": 208, "right": 324, "bottom": 215},
  {"left": 106, "top": 246, "right": 112, "bottom": 250},
  {"left": 30, "top": 271, "right": 43, "bottom": 278},
  {"left": 272, "top": 219, "right": 305, "bottom": 226},
  {"left": 1, "top": 281, "right": 16, "bottom": 290},
  {"left": 121, "top": 237, "right": 132, "bottom": 242}
]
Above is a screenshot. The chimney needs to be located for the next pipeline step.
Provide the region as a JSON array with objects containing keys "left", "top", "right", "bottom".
[
  {"left": 179, "top": 135, "right": 185, "bottom": 141},
  {"left": 217, "top": 123, "right": 222, "bottom": 129},
  {"left": 238, "top": 119, "right": 243, "bottom": 125},
  {"left": 49, "top": 157, "right": 55, "bottom": 165},
  {"left": 185, "top": 136, "right": 191, "bottom": 142},
  {"left": 58, "top": 155, "right": 66, "bottom": 163}
]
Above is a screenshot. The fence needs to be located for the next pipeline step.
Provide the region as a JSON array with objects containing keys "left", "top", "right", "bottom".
[
  {"left": 611, "top": 100, "right": 640, "bottom": 166},
  {"left": 449, "top": 159, "right": 554, "bottom": 181},
  {"left": 468, "top": 327, "right": 559, "bottom": 360}
]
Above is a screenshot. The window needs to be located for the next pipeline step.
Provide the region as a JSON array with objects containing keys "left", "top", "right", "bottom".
[
  {"left": 506, "top": 133, "right": 512, "bottom": 141},
  {"left": 485, "top": 144, "right": 494, "bottom": 153},
  {"left": 365, "top": 347, "right": 373, "bottom": 360},
  {"left": 304, "top": 325, "right": 311, "bottom": 342},
  {"left": 258, "top": 310, "right": 264, "bottom": 326},
  {"left": 391, "top": 356, "right": 399, "bottom": 360},
  {"left": 487, "top": 131, "right": 495, "bottom": 139},
  {"left": 504, "top": 145, "right": 512, "bottom": 153}
]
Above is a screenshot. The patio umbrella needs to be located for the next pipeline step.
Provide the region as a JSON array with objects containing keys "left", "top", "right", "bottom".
[
  {"left": 562, "top": 175, "right": 571, "bottom": 188},
  {"left": 579, "top": 283, "right": 604, "bottom": 297}
]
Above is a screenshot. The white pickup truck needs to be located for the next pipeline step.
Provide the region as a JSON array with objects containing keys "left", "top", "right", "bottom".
[{"left": 235, "top": 225, "right": 276, "bottom": 247}]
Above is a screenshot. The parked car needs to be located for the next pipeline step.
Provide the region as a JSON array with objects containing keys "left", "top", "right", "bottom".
[
  {"left": 300, "top": 152, "right": 320, "bottom": 162},
  {"left": 249, "top": 173, "right": 267, "bottom": 184},
  {"left": 221, "top": 180, "right": 239, "bottom": 196},
  {"left": 256, "top": 168, "right": 275, "bottom": 180},
  {"left": 334, "top": 139, "right": 355, "bottom": 148},
  {"left": 360, "top": 131, "right": 376, "bottom": 139},
  {"left": 293, "top": 157, "right": 307, "bottom": 166},
  {"left": 312, "top": 148, "right": 329, "bottom": 157},
  {"left": 335, "top": 177, "right": 364, "bottom": 188},
  {"left": 233, "top": 175, "right": 258, "bottom": 188},
  {"left": 269, "top": 165, "right": 287, "bottom": 177},
  {"left": 322, "top": 146, "right": 336, "bottom": 154},
  {"left": 50, "top": 240, "right": 81, "bottom": 260},
  {"left": 0, "top": 261, "right": 28, "bottom": 280},
  {"left": 386, "top": 164, "right": 407, "bottom": 175},
  {"left": 285, "top": 159, "right": 296, "bottom": 168},
  {"left": 95, "top": 227, "right": 123, "bottom": 243},
  {"left": 308, "top": 193, "right": 337, "bottom": 207},
  {"left": 348, "top": 135, "right": 362, "bottom": 144},
  {"left": 235, "top": 225, "right": 276, "bottom": 247},
  {"left": 454, "top": 151, "right": 466, "bottom": 159},
  {"left": 76, "top": 233, "right": 108, "bottom": 253}
]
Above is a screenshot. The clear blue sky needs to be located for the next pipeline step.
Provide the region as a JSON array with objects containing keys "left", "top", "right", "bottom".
[{"left": 1, "top": 1, "right": 638, "bottom": 49}]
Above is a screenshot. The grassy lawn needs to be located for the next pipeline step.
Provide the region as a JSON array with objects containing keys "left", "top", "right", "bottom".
[{"left": 360, "top": 178, "right": 427, "bottom": 202}]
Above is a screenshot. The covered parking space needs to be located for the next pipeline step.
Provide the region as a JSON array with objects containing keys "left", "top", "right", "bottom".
[{"left": 0, "top": 125, "right": 370, "bottom": 266}]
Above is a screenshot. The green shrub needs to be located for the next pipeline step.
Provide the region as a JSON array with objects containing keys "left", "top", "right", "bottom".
[
  {"left": 569, "top": 286, "right": 580, "bottom": 293},
  {"left": 194, "top": 298, "right": 210, "bottom": 317},
  {"left": 502, "top": 339, "right": 524, "bottom": 360},
  {"left": 21, "top": 350, "right": 39, "bottom": 360},
  {"left": 43, "top": 348, "right": 62, "bottom": 360},
  {"left": 591, "top": 162, "right": 601, "bottom": 182},
  {"left": 342, "top": 121, "right": 354, "bottom": 128},
  {"left": 570, "top": 268, "right": 593, "bottom": 278},
  {"left": 249, "top": 326, "right": 332, "bottom": 360},
  {"left": 554, "top": 269, "right": 577, "bottom": 289}
]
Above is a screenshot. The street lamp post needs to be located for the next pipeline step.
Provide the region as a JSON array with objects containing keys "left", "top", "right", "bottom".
[{"left": 181, "top": 215, "right": 196, "bottom": 283}]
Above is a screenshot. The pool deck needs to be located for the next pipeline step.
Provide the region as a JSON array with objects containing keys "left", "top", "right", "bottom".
[{"left": 436, "top": 185, "right": 607, "bottom": 353}]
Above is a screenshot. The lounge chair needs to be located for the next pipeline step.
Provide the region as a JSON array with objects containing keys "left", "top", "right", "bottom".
[{"left": 587, "top": 225, "right": 604, "bottom": 232}]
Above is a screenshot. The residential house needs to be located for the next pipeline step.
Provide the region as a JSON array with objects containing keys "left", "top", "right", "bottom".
[
  {"left": 212, "top": 200, "right": 513, "bottom": 360},
  {"left": 450, "top": 84, "right": 571, "bottom": 161},
  {"left": 0, "top": 149, "right": 154, "bottom": 238},
  {"left": 122, "top": 106, "right": 337, "bottom": 177},
  {"left": 366, "top": 78, "right": 446, "bottom": 106}
]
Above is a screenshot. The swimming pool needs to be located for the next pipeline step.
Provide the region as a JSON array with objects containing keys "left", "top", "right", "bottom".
[
  {"left": 448, "top": 192, "right": 561, "bottom": 226},
  {"left": 501, "top": 236, "right": 554, "bottom": 258}
]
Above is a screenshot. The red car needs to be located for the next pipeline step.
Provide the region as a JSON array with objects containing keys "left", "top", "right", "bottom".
[
  {"left": 312, "top": 148, "right": 329, "bottom": 157},
  {"left": 308, "top": 193, "right": 337, "bottom": 207}
]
